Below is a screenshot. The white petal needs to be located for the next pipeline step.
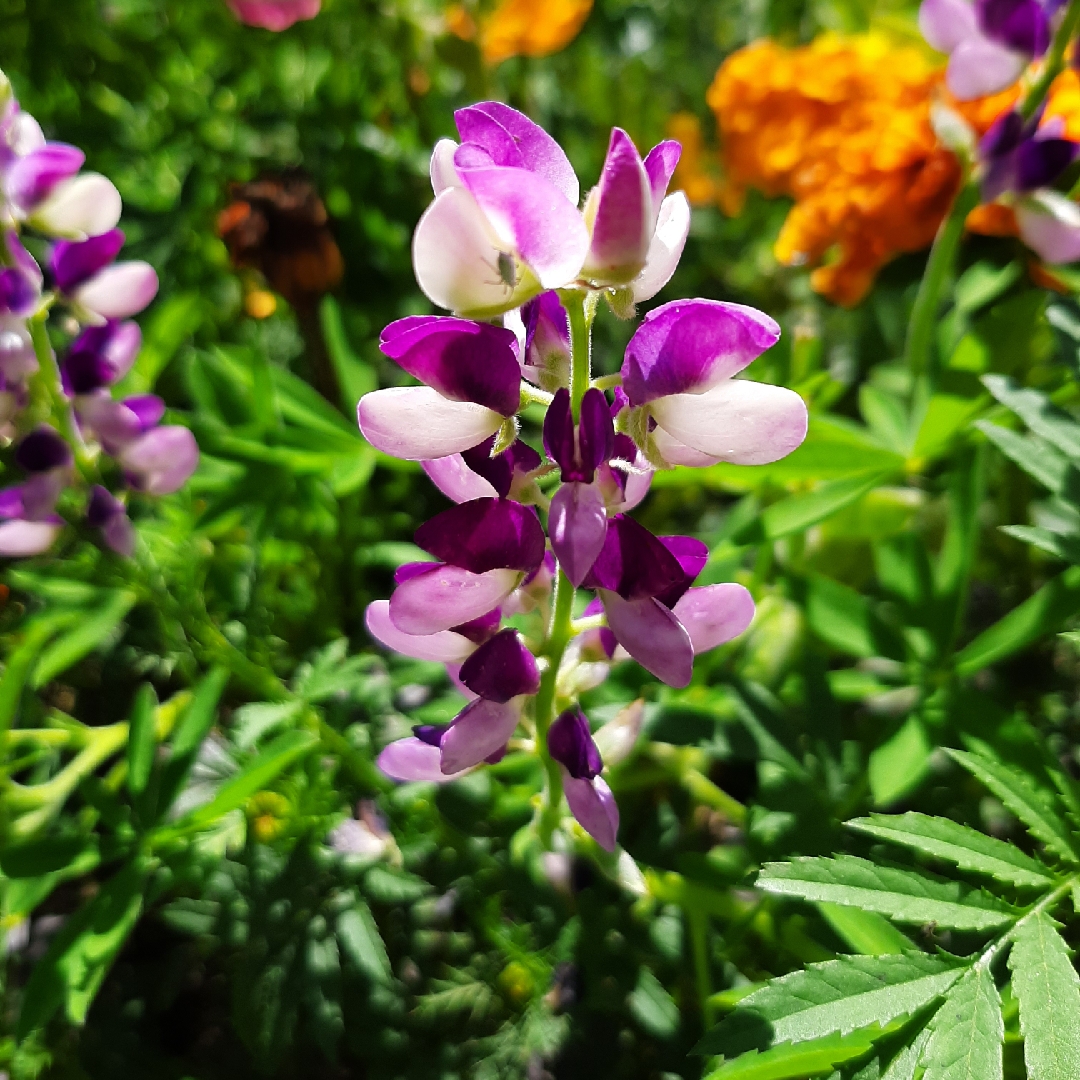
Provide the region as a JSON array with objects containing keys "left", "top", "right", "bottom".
[
  {"left": 74, "top": 262, "right": 158, "bottom": 319},
  {"left": 649, "top": 427, "right": 722, "bottom": 468},
  {"left": 1017, "top": 191, "right": 1080, "bottom": 264},
  {"left": 422, "top": 454, "right": 499, "bottom": 502},
  {"left": 651, "top": 379, "right": 808, "bottom": 465},
  {"left": 946, "top": 37, "right": 1026, "bottom": 101},
  {"left": 365, "top": 600, "right": 476, "bottom": 662},
  {"left": 918, "top": 0, "right": 977, "bottom": 53},
  {"left": 630, "top": 192, "right": 690, "bottom": 303},
  {"left": 31, "top": 173, "right": 122, "bottom": 238},
  {"left": 430, "top": 138, "right": 462, "bottom": 195},
  {"left": 0, "top": 519, "right": 60, "bottom": 557},
  {"left": 357, "top": 386, "right": 503, "bottom": 460},
  {"left": 389, "top": 565, "right": 520, "bottom": 635}
]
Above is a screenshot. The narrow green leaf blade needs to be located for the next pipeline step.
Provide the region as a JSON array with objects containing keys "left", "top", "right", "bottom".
[
  {"left": 975, "top": 422, "right": 1067, "bottom": 493},
  {"left": 982, "top": 375, "right": 1080, "bottom": 459},
  {"left": 847, "top": 813, "right": 1054, "bottom": 889},
  {"left": 170, "top": 666, "right": 229, "bottom": 758},
  {"left": 0, "top": 612, "right": 75, "bottom": 735},
  {"left": 762, "top": 472, "right": 891, "bottom": 540},
  {"left": 920, "top": 964, "right": 1003, "bottom": 1080},
  {"left": 31, "top": 590, "right": 136, "bottom": 688},
  {"left": 757, "top": 856, "right": 1015, "bottom": 931},
  {"left": 704, "top": 1031, "right": 878, "bottom": 1080},
  {"left": 126, "top": 683, "right": 159, "bottom": 796},
  {"left": 945, "top": 750, "right": 1077, "bottom": 864},
  {"left": 1008, "top": 911, "right": 1080, "bottom": 1080},
  {"left": 817, "top": 903, "right": 912, "bottom": 956},
  {"left": 336, "top": 900, "right": 391, "bottom": 985}
]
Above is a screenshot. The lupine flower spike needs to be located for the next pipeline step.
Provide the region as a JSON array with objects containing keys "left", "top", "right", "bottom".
[{"left": 362, "top": 103, "right": 808, "bottom": 854}]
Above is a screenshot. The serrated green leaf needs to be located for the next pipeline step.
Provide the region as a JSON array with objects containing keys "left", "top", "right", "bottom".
[
  {"left": 975, "top": 423, "right": 1068, "bottom": 493},
  {"left": 126, "top": 683, "right": 159, "bottom": 797},
  {"left": 880, "top": 1029, "right": 932, "bottom": 1080},
  {"left": 336, "top": 901, "right": 390, "bottom": 985},
  {"left": 704, "top": 1031, "right": 879, "bottom": 1080},
  {"left": 847, "top": 813, "right": 1054, "bottom": 889},
  {"left": 233, "top": 700, "right": 304, "bottom": 750},
  {"left": 699, "top": 954, "right": 964, "bottom": 1054},
  {"left": 1007, "top": 911, "right": 1080, "bottom": 1080},
  {"left": 31, "top": 590, "right": 136, "bottom": 688},
  {"left": 944, "top": 750, "right": 1077, "bottom": 864},
  {"left": 757, "top": 856, "right": 1015, "bottom": 931},
  {"left": 1001, "top": 526, "right": 1080, "bottom": 563},
  {"left": 920, "top": 964, "right": 1002, "bottom": 1080},
  {"left": 982, "top": 375, "right": 1080, "bottom": 459}
]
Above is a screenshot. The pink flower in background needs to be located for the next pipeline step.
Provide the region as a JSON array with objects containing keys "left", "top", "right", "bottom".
[{"left": 226, "top": 0, "right": 321, "bottom": 31}]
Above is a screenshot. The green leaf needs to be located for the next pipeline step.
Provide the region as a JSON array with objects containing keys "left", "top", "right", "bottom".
[
  {"left": 699, "top": 954, "right": 964, "bottom": 1053},
  {"left": 17, "top": 859, "right": 147, "bottom": 1036},
  {"left": 880, "top": 1029, "right": 932, "bottom": 1080},
  {"left": 912, "top": 395, "right": 985, "bottom": 462},
  {"left": 116, "top": 292, "right": 202, "bottom": 395},
  {"left": 847, "top": 813, "right": 1054, "bottom": 889},
  {"left": 703, "top": 1031, "right": 879, "bottom": 1079},
  {"left": 1001, "top": 525, "right": 1080, "bottom": 563},
  {"left": 944, "top": 750, "right": 1077, "bottom": 864},
  {"left": 233, "top": 700, "right": 304, "bottom": 750},
  {"left": 955, "top": 567, "right": 1080, "bottom": 676},
  {"left": 759, "top": 473, "right": 892, "bottom": 541},
  {"left": 756, "top": 856, "right": 1015, "bottom": 931},
  {"left": 983, "top": 375, "right": 1080, "bottom": 459},
  {"left": 817, "top": 903, "right": 912, "bottom": 956},
  {"left": 336, "top": 900, "right": 391, "bottom": 985},
  {"left": 869, "top": 717, "right": 932, "bottom": 807},
  {"left": 629, "top": 967, "right": 680, "bottom": 1039},
  {"left": 0, "top": 612, "right": 76, "bottom": 735},
  {"left": 31, "top": 590, "right": 136, "bottom": 688},
  {"left": 806, "top": 575, "right": 882, "bottom": 659},
  {"left": 126, "top": 683, "right": 159, "bottom": 797},
  {"left": 976, "top": 423, "right": 1069, "bottom": 493},
  {"left": 1008, "top": 911, "right": 1080, "bottom": 1080},
  {"left": 363, "top": 865, "right": 432, "bottom": 904},
  {"left": 320, "top": 295, "right": 376, "bottom": 408},
  {"left": 920, "top": 964, "right": 1002, "bottom": 1080},
  {"left": 170, "top": 666, "right": 229, "bottom": 758}
]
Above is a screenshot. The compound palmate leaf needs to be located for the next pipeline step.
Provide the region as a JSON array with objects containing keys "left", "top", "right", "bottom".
[
  {"left": 698, "top": 953, "right": 965, "bottom": 1054},
  {"left": 847, "top": 813, "right": 1054, "bottom": 890},
  {"left": 920, "top": 964, "right": 1002, "bottom": 1080},
  {"left": 1008, "top": 911, "right": 1080, "bottom": 1080},
  {"left": 756, "top": 857, "right": 1015, "bottom": 931},
  {"left": 945, "top": 751, "right": 1077, "bottom": 865}
]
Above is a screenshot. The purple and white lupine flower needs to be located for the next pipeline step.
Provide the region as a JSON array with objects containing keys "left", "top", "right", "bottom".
[
  {"left": 50, "top": 230, "right": 158, "bottom": 321},
  {"left": 0, "top": 427, "right": 70, "bottom": 556},
  {"left": 86, "top": 484, "right": 134, "bottom": 557},
  {"left": 919, "top": 0, "right": 1058, "bottom": 99},
  {"left": 365, "top": 105, "right": 807, "bottom": 855}
]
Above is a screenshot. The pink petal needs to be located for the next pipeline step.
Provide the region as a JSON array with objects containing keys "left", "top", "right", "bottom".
[
  {"left": 422, "top": 454, "right": 499, "bottom": 502},
  {"left": 548, "top": 480, "right": 608, "bottom": 587},
  {"left": 75, "top": 262, "right": 159, "bottom": 319},
  {"left": 440, "top": 696, "right": 522, "bottom": 774},
  {"left": 630, "top": 192, "right": 691, "bottom": 303},
  {"left": 119, "top": 426, "right": 199, "bottom": 495},
  {"left": 600, "top": 589, "right": 694, "bottom": 687},
  {"left": 563, "top": 772, "right": 619, "bottom": 851},
  {"left": 378, "top": 737, "right": 468, "bottom": 783},
  {"left": 0, "top": 519, "right": 60, "bottom": 557},
  {"left": 357, "top": 386, "right": 503, "bottom": 460},
  {"left": 365, "top": 599, "right": 476, "bottom": 662},
  {"left": 946, "top": 36, "right": 1026, "bottom": 100},
  {"left": 456, "top": 165, "right": 590, "bottom": 289},
  {"left": 226, "top": 0, "right": 321, "bottom": 29},
  {"left": 919, "top": 0, "right": 978, "bottom": 52},
  {"left": 672, "top": 584, "right": 755, "bottom": 654},
  {"left": 650, "top": 380, "right": 808, "bottom": 465},
  {"left": 32, "top": 174, "right": 122, "bottom": 239},
  {"left": 412, "top": 186, "right": 541, "bottom": 316},
  {"left": 643, "top": 141, "right": 682, "bottom": 219},
  {"left": 389, "top": 564, "right": 520, "bottom": 635},
  {"left": 582, "top": 129, "right": 652, "bottom": 285},
  {"left": 1017, "top": 192, "right": 1080, "bottom": 263}
]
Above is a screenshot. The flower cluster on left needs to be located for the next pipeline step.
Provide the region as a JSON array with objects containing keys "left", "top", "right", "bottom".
[{"left": 0, "top": 69, "right": 196, "bottom": 558}]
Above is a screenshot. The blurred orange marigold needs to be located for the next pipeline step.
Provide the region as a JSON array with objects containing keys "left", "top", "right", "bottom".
[{"left": 480, "top": 0, "right": 593, "bottom": 65}]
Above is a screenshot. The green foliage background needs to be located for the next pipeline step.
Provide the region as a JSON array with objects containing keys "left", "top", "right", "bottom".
[{"left": 3, "top": 0, "right": 1080, "bottom": 1077}]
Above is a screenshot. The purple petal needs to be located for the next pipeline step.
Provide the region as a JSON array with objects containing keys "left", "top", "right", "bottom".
[
  {"left": 389, "top": 564, "right": 520, "bottom": 635},
  {"left": 225, "top": 0, "right": 321, "bottom": 30},
  {"left": 643, "top": 140, "right": 682, "bottom": 217},
  {"left": 0, "top": 484, "right": 25, "bottom": 519},
  {"left": 450, "top": 606, "right": 503, "bottom": 643},
  {"left": 543, "top": 387, "right": 575, "bottom": 477},
  {"left": 655, "top": 535, "right": 708, "bottom": 607},
  {"left": 1016, "top": 137, "right": 1078, "bottom": 191},
  {"left": 357, "top": 386, "right": 504, "bottom": 460},
  {"left": 672, "top": 584, "right": 756, "bottom": 653},
  {"left": 458, "top": 628, "right": 540, "bottom": 702},
  {"left": 630, "top": 192, "right": 691, "bottom": 303},
  {"left": 650, "top": 380, "right": 808, "bottom": 464},
  {"left": 5, "top": 144, "right": 84, "bottom": 211},
  {"left": 378, "top": 737, "right": 467, "bottom": 784},
  {"left": 77, "top": 394, "right": 143, "bottom": 452},
  {"left": 440, "top": 696, "right": 522, "bottom": 774},
  {"left": 86, "top": 484, "right": 123, "bottom": 528},
  {"left": 415, "top": 497, "right": 545, "bottom": 575},
  {"left": 62, "top": 320, "right": 141, "bottom": 394},
  {"left": 522, "top": 290, "right": 571, "bottom": 388},
  {"left": 455, "top": 102, "right": 579, "bottom": 204},
  {"left": 422, "top": 454, "right": 499, "bottom": 502},
  {"left": 548, "top": 707, "right": 602, "bottom": 779},
  {"left": 412, "top": 186, "right": 542, "bottom": 316},
  {"left": 548, "top": 480, "right": 608, "bottom": 587},
  {"left": 102, "top": 511, "right": 134, "bottom": 557},
  {"left": 919, "top": 0, "right": 979, "bottom": 52},
  {"left": 582, "top": 514, "right": 686, "bottom": 600},
  {"left": 123, "top": 394, "right": 165, "bottom": 433},
  {"left": 582, "top": 128, "right": 652, "bottom": 285},
  {"left": 579, "top": 388, "right": 615, "bottom": 476},
  {"left": 1017, "top": 191, "right": 1080, "bottom": 262},
  {"left": 0, "top": 518, "right": 61, "bottom": 557},
  {"left": 0, "top": 261, "right": 39, "bottom": 318},
  {"left": 562, "top": 772, "right": 619, "bottom": 851},
  {"left": 75, "top": 261, "right": 158, "bottom": 319},
  {"left": 50, "top": 229, "right": 125, "bottom": 293},
  {"left": 365, "top": 599, "right": 476, "bottom": 662},
  {"left": 15, "top": 427, "right": 71, "bottom": 473},
  {"left": 119, "top": 425, "right": 199, "bottom": 495},
  {"left": 946, "top": 36, "right": 1026, "bottom": 99},
  {"left": 461, "top": 435, "right": 541, "bottom": 498},
  {"left": 599, "top": 589, "right": 694, "bottom": 687},
  {"left": 977, "top": 0, "right": 1049, "bottom": 54},
  {"left": 455, "top": 163, "right": 590, "bottom": 290},
  {"left": 379, "top": 316, "right": 522, "bottom": 416},
  {"left": 622, "top": 298, "right": 780, "bottom": 406},
  {"left": 19, "top": 472, "right": 64, "bottom": 520},
  {"left": 0, "top": 317, "right": 37, "bottom": 382}
]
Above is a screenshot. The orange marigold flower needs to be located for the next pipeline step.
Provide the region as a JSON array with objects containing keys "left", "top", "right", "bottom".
[
  {"left": 480, "top": 0, "right": 593, "bottom": 65},
  {"left": 667, "top": 112, "right": 721, "bottom": 207},
  {"left": 445, "top": 3, "right": 477, "bottom": 40}
]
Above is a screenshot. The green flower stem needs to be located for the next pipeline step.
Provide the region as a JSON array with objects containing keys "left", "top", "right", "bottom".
[
  {"left": 902, "top": 179, "right": 979, "bottom": 384},
  {"left": 1020, "top": 0, "right": 1080, "bottom": 120},
  {"left": 534, "top": 288, "right": 595, "bottom": 849}
]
